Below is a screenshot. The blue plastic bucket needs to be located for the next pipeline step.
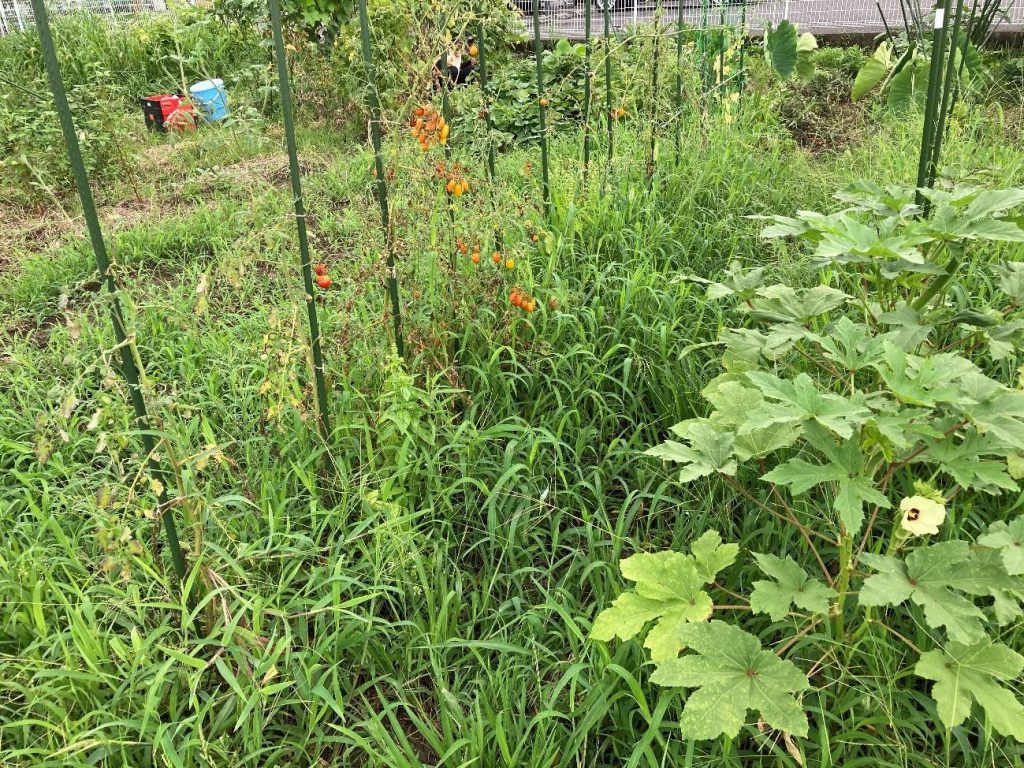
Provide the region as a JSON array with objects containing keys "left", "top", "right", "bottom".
[{"left": 189, "top": 78, "right": 228, "bottom": 122}]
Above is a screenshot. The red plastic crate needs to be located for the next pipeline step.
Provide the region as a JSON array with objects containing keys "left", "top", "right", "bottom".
[{"left": 140, "top": 94, "right": 197, "bottom": 132}]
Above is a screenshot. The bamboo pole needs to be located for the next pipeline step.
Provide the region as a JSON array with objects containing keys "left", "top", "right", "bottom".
[
  {"left": 357, "top": 0, "right": 406, "bottom": 358},
  {"left": 532, "top": 0, "right": 551, "bottom": 214},
  {"left": 268, "top": 0, "right": 333, "bottom": 443},
  {"left": 30, "top": 0, "right": 187, "bottom": 583}
]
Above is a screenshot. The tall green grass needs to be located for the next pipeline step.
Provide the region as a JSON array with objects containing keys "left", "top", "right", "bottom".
[{"left": 3, "top": 43, "right": 1024, "bottom": 768}]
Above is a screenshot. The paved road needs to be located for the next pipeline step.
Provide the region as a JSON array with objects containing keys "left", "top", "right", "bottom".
[{"left": 525, "top": 0, "right": 1024, "bottom": 40}]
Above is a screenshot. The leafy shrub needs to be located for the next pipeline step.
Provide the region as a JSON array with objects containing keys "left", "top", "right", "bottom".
[{"left": 592, "top": 180, "right": 1024, "bottom": 745}]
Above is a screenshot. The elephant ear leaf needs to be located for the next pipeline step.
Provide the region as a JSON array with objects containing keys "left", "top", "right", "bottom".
[
  {"left": 651, "top": 621, "right": 811, "bottom": 739},
  {"left": 765, "top": 20, "right": 799, "bottom": 80},
  {"left": 853, "top": 41, "right": 892, "bottom": 100},
  {"left": 916, "top": 639, "right": 1024, "bottom": 741}
]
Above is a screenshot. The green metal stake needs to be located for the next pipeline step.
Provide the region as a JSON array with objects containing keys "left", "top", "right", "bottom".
[
  {"left": 357, "top": 0, "right": 405, "bottom": 359},
  {"left": 532, "top": 0, "right": 551, "bottom": 215},
  {"left": 648, "top": 0, "right": 662, "bottom": 191},
  {"left": 699, "top": 0, "right": 709, "bottom": 96},
  {"left": 738, "top": 0, "right": 747, "bottom": 97},
  {"left": 476, "top": 7, "right": 497, "bottom": 182},
  {"left": 582, "top": 0, "right": 593, "bottom": 180},
  {"left": 915, "top": 0, "right": 952, "bottom": 210},
  {"left": 928, "top": 0, "right": 965, "bottom": 189},
  {"left": 30, "top": 0, "right": 187, "bottom": 583},
  {"left": 674, "top": 0, "right": 685, "bottom": 164},
  {"left": 603, "top": 0, "right": 614, "bottom": 162},
  {"left": 268, "top": 0, "right": 333, "bottom": 444},
  {"left": 718, "top": 2, "right": 726, "bottom": 102}
]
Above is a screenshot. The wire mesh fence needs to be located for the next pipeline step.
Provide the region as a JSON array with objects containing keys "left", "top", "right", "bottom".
[
  {"left": 523, "top": 0, "right": 1024, "bottom": 40},
  {"left": 0, "top": 0, "right": 165, "bottom": 35},
  {"left": 2, "top": 0, "right": 1022, "bottom": 38}
]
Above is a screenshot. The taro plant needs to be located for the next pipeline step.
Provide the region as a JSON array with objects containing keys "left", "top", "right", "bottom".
[{"left": 591, "top": 180, "right": 1024, "bottom": 743}]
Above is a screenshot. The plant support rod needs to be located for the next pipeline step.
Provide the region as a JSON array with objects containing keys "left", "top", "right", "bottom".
[
  {"left": 357, "top": 0, "right": 406, "bottom": 359},
  {"left": 30, "top": 0, "right": 187, "bottom": 583},
  {"left": 268, "top": 0, "right": 333, "bottom": 443},
  {"left": 532, "top": 0, "right": 551, "bottom": 214}
]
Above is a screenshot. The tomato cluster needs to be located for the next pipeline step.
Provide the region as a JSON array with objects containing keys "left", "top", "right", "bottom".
[
  {"left": 409, "top": 105, "right": 449, "bottom": 151},
  {"left": 434, "top": 161, "right": 470, "bottom": 197},
  {"left": 510, "top": 289, "right": 536, "bottom": 313},
  {"left": 314, "top": 262, "right": 332, "bottom": 290}
]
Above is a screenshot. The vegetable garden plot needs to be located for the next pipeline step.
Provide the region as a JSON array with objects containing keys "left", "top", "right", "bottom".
[{"left": 19, "top": 0, "right": 1024, "bottom": 761}]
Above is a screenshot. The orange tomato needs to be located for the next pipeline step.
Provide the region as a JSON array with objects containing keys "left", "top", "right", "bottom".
[
  {"left": 491, "top": 252, "right": 502, "bottom": 264},
  {"left": 469, "top": 44, "right": 479, "bottom": 57},
  {"left": 471, "top": 252, "right": 481, "bottom": 264},
  {"left": 505, "top": 258, "right": 515, "bottom": 269}
]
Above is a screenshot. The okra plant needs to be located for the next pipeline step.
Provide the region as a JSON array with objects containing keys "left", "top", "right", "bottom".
[{"left": 592, "top": 181, "right": 1024, "bottom": 743}]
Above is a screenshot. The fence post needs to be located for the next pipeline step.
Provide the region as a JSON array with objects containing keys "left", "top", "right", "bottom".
[{"left": 30, "top": 0, "right": 188, "bottom": 585}]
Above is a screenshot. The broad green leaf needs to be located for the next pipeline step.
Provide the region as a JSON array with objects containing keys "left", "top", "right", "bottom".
[
  {"left": 761, "top": 429, "right": 889, "bottom": 534},
  {"left": 924, "top": 431, "right": 1018, "bottom": 494},
  {"left": 651, "top": 621, "right": 810, "bottom": 738},
  {"left": 749, "top": 553, "right": 835, "bottom": 621},
  {"left": 873, "top": 344, "right": 967, "bottom": 407},
  {"left": 978, "top": 515, "right": 1024, "bottom": 575},
  {"left": 689, "top": 530, "right": 739, "bottom": 584},
  {"left": 814, "top": 316, "right": 885, "bottom": 370},
  {"left": 703, "top": 378, "right": 763, "bottom": 427},
  {"left": 765, "top": 20, "right": 799, "bottom": 80},
  {"left": 745, "top": 284, "right": 849, "bottom": 324},
  {"left": 852, "top": 42, "right": 892, "bottom": 100},
  {"left": 744, "top": 372, "right": 871, "bottom": 439},
  {"left": 647, "top": 420, "right": 737, "bottom": 482},
  {"left": 994, "top": 261, "right": 1024, "bottom": 303},
  {"left": 887, "top": 58, "right": 928, "bottom": 111},
  {"left": 795, "top": 33, "right": 817, "bottom": 81},
  {"left": 860, "top": 541, "right": 987, "bottom": 643},
  {"left": 591, "top": 551, "right": 713, "bottom": 664},
  {"left": 916, "top": 639, "right": 1024, "bottom": 740},
  {"left": 954, "top": 548, "right": 1024, "bottom": 625}
]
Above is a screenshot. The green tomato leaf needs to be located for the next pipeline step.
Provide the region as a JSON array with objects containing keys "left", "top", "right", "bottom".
[
  {"left": 651, "top": 621, "right": 810, "bottom": 739},
  {"left": 916, "top": 639, "right": 1024, "bottom": 741},
  {"left": 749, "top": 553, "right": 836, "bottom": 621},
  {"left": 860, "top": 541, "right": 987, "bottom": 643}
]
